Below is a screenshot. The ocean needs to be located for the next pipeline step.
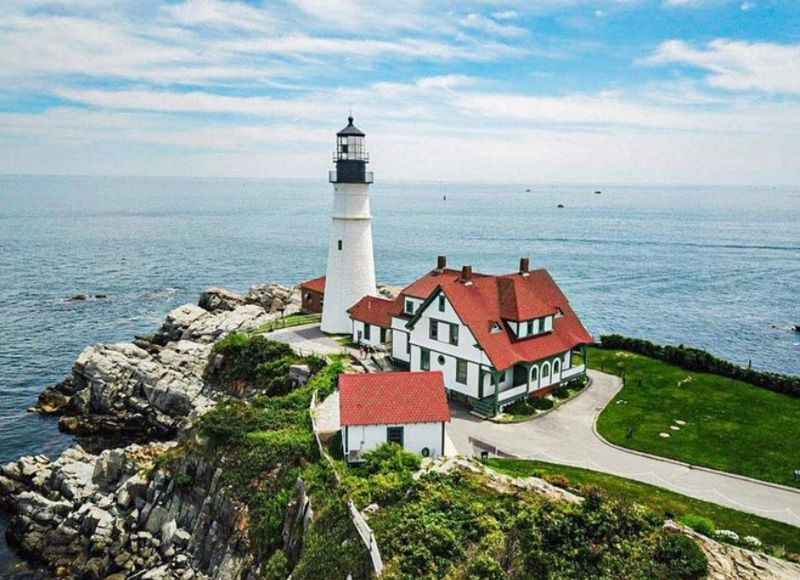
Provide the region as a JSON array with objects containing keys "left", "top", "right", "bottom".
[{"left": 1, "top": 174, "right": 799, "bottom": 574}]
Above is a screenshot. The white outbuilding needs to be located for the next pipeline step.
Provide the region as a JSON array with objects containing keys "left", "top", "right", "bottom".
[{"left": 339, "top": 371, "right": 450, "bottom": 463}]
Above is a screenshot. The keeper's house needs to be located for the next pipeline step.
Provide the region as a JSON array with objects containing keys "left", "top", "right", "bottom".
[
  {"left": 348, "top": 257, "right": 593, "bottom": 417},
  {"left": 339, "top": 371, "right": 450, "bottom": 463}
]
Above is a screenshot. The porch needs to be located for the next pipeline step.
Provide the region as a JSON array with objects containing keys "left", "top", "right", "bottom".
[{"left": 472, "top": 347, "right": 588, "bottom": 417}]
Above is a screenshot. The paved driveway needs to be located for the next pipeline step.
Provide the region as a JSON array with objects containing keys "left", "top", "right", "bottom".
[{"left": 448, "top": 370, "right": 800, "bottom": 527}]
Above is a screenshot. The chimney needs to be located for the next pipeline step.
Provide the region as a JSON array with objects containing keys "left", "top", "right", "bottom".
[
  {"left": 461, "top": 265, "right": 473, "bottom": 285},
  {"left": 519, "top": 257, "right": 530, "bottom": 276},
  {"left": 436, "top": 255, "right": 447, "bottom": 272}
]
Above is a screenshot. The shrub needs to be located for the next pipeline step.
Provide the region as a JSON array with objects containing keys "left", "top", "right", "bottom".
[
  {"left": 464, "top": 554, "right": 508, "bottom": 580},
  {"left": 714, "top": 529, "right": 740, "bottom": 543},
  {"left": 680, "top": 514, "right": 716, "bottom": 537},
  {"left": 542, "top": 474, "right": 571, "bottom": 489},
  {"left": 207, "top": 334, "right": 298, "bottom": 395},
  {"left": 742, "top": 535, "right": 763, "bottom": 549},
  {"left": 509, "top": 496, "right": 663, "bottom": 578},
  {"left": 599, "top": 334, "right": 800, "bottom": 398},
  {"left": 653, "top": 533, "right": 709, "bottom": 579},
  {"left": 361, "top": 443, "right": 421, "bottom": 476},
  {"left": 262, "top": 550, "right": 290, "bottom": 580},
  {"left": 553, "top": 387, "right": 571, "bottom": 400},
  {"left": 532, "top": 397, "right": 554, "bottom": 411},
  {"left": 504, "top": 399, "right": 536, "bottom": 416}
]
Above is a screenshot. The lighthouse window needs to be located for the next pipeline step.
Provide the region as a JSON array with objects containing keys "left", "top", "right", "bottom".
[{"left": 337, "top": 240, "right": 342, "bottom": 251}]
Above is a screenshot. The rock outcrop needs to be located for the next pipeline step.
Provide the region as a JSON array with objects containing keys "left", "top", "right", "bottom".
[
  {"left": 33, "top": 285, "right": 299, "bottom": 438},
  {"left": 664, "top": 521, "right": 800, "bottom": 580},
  {"left": 1, "top": 442, "right": 258, "bottom": 579}
]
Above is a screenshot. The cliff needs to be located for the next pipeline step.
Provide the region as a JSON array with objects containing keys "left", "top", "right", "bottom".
[{"left": 3, "top": 282, "right": 800, "bottom": 580}]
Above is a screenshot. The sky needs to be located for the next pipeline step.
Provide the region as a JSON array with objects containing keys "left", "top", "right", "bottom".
[{"left": 1, "top": 0, "right": 799, "bottom": 185}]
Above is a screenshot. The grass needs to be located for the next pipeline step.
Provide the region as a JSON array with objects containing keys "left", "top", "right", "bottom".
[
  {"left": 487, "top": 457, "right": 800, "bottom": 556},
  {"left": 254, "top": 312, "right": 321, "bottom": 334},
  {"left": 589, "top": 347, "right": 800, "bottom": 489}
]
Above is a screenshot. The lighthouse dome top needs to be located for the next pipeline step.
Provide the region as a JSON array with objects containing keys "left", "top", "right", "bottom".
[{"left": 337, "top": 116, "right": 365, "bottom": 137}]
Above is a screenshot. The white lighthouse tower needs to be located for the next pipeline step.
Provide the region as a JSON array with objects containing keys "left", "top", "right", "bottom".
[{"left": 320, "top": 116, "right": 377, "bottom": 334}]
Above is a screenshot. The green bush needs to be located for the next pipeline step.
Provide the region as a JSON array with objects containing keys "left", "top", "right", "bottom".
[
  {"left": 599, "top": 334, "right": 800, "bottom": 398},
  {"left": 653, "top": 533, "right": 709, "bottom": 579},
  {"left": 504, "top": 399, "right": 536, "bottom": 416},
  {"left": 464, "top": 554, "right": 508, "bottom": 580},
  {"left": 361, "top": 443, "right": 421, "bottom": 475},
  {"left": 508, "top": 495, "right": 664, "bottom": 578},
  {"left": 553, "top": 387, "right": 571, "bottom": 399},
  {"left": 532, "top": 397, "right": 554, "bottom": 411},
  {"left": 207, "top": 333, "right": 299, "bottom": 395},
  {"left": 680, "top": 514, "right": 716, "bottom": 537},
  {"left": 262, "top": 550, "right": 290, "bottom": 580}
]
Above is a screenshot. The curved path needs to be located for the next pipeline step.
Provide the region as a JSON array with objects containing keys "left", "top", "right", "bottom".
[{"left": 447, "top": 370, "right": 800, "bottom": 527}]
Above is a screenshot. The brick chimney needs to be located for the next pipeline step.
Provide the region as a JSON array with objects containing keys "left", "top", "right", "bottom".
[
  {"left": 461, "top": 265, "right": 473, "bottom": 285},
  {"left": 436, "top": 255, "right": 447, "bottom": 272},
  {"left": 519, "top": 257, "right": 530, "bottom": 276}
]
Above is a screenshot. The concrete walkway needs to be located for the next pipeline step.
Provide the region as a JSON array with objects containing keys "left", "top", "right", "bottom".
[
  {"left": 263, "top": 323, "right": 349, "bottom": 357},
  {"left": 448, "top": 370, "right": 800, "bottom": 527}
]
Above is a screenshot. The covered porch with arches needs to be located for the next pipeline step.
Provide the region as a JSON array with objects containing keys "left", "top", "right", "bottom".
[{"left": 472, "top": 345, "right": 588, "bottom": 417}]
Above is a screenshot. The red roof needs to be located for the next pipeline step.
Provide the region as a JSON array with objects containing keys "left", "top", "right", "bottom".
[
  {"left": 300, "top": 276, "right": 325, "bottom": 293},
  {"left": 409, "top": 268, "right": 593, "bottom": 371},
  {"left": 347, "top": 295, "right": 399, "bottom": 328},
  {"left": 339, "top": 371, "right": 450, "bottom": 426},
  {"left": 400, "top": 268, "right": 488, "bottom": 299}
]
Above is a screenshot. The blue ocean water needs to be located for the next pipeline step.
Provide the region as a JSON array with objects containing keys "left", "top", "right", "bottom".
[{"left": 1, "top": 175, "right": 799, "bottom": 573}]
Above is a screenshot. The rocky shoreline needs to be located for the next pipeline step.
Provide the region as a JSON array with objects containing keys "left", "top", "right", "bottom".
[{"left": 1, "top": 283, "right": 298, "bottom": 579}]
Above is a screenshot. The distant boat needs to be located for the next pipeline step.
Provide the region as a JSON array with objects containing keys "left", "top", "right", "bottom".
[
  {"left": 794, "top": 324, "right": 800, "bottom": 333},
  {"left": 525, "top": 188, "right": 531, "bottom": 192},
  {"left": 557, "top": 204, "right": 565, "bottom": 208},
  {"left": 594, "top": 190, "right": 602, "bottom": 195},
  {"left": 443, "top": 195, "right": 447, "bottom": 201}
]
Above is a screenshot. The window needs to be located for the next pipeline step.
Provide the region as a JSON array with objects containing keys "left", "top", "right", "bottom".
[
  {"left": 387, "top": 426, "right": 404, "bottom": 447},
  {"left": 337, "top": 239, "right": 342, "bottom": 251},
  {"left": 437, "top": 354, "right": 445, "bottom": 365},
  {"left": 405, "top": 299, "right": 414, "bottom": 314},
  {"left": 544, "top": 316, "right": 553, "bottom": 332},
  {"left": 526, "top": 320, "right": 533, "bottom": 335},
  {"left": 438, "top": 294, "right": 445, "bottom": 312},
  {"left": 542, "top": 362, "right": 550, "bottom": 379},
  {"left": 449, "top": 323, "right": 458, "bottom": 346},
  {"left": 429, "top": 319, "right": 438, "bottom": 340},
  {"left": 553, "top": 359, "right": 561, "bottom": 375},
  {"left": 364, "top": 323, "right": 371, "bottom": 340},
  {"left": 420, "top": 348, "right": 430, "bottom": 370},
  {"left": 513, "top": 365, "right": 528, "bottom": 386},
  {"left": 456, "top": 359, "right": 467, "bottom": 384},
  {"left": 380, "top": 327, "right": 387, "bottom": 343}
]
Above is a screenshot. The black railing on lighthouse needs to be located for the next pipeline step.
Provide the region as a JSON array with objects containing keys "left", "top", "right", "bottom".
[{"left": 329, "top": 169, "right": 374, "bottom": 184}]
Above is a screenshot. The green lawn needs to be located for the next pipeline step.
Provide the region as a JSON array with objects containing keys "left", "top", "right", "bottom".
[
  {"left": 589, "top": 347, "right": 800, "bottom": 489},
  {"left": 253, "top": 312, "right": 321, "bottom": 334},
  {"left": 487, "top": 458, "right": 800, "bottom": 556}
]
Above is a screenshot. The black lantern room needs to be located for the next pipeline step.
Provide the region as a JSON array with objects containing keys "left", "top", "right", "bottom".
[{"left": 330, "top": 116, "right": 373, "bottom": 184}]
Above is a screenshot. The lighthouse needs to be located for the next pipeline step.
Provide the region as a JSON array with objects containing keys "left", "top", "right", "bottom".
[{"left": 320, "top": 116, "right": 377, "bottom": 334}]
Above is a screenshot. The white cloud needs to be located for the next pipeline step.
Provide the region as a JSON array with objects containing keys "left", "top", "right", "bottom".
[
  {"left": 218, "top": 34, "right": 523, "bottom": 62},
  {"left": 459, "top": 13, "right": 528, "bottom": 38},
  {"left": 492, "top": 10, "right": 519, "bottom": 20},
  {"left": 645, "top": 39, "right": 800, "bottom": 94},
  {"left": 160, "top": 0, "right": 277, "bottom": 32}
]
